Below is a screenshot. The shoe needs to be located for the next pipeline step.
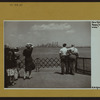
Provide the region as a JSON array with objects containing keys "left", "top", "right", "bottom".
[
  {"left": 66, "top": 72, "right": 69, "bottom": 74},
  {"left": 29, "top": 76, "right": 32, "bottom": 79},
  {"left": 12, "top": 82, "right": 16, "bottom": 86},
  {"left": 61, "top": 73, "right": 64, "bottom": 75},
  {"left": 71, "top": 73, "right": 75, "bottom": 75},
  {"left": 23, "top": 76, "right": 26, "bottom": 80},
  {"left": 18, "top": 75, "right": 20, "bottom": 78},
  {"left": 66, "top": 71, "right": 69, "bottom": 74}
]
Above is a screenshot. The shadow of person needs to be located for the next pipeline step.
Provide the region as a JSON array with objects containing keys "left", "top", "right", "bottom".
[{"left": 54, "top": 72, "right": 63, "bottom": 75}]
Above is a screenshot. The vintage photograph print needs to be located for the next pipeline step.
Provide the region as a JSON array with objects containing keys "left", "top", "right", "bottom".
[{"left": 4, "top": 20, "right": 91, "bottom": 88}]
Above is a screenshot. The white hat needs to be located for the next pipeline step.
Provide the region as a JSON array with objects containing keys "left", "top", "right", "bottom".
[{"left": 26, "top": 43, "right": 33, "bottom": 48}]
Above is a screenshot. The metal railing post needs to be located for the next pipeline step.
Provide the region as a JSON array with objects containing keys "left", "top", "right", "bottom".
[
  {"left": 35, "top": 58, "right": 40, "bottom": 72},
  {"left": 83, "top": 58, "right": 85, "bottom": 73},
  {"left": 75, "top": 58, "right": 78, "bottom": 73}
]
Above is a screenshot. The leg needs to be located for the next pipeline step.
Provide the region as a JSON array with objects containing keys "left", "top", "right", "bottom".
[
  {"left": 10, "top": 76, "right": 15, "bottom": 85},
  {"left": 24, "top": 70, "right": 27, "bottom": 79},
  {"left": 36, "top": 67, "right": 37, "bottom": 72},
  {"left": 17, "top": 64, "right": 21, "bottom": 78},
  {"left": 29, "top": 70, "right": 32, "bottom": 78},
  {"left": 18, "top": 69, "right": 20, "bottom": 78},
  {"left": 14, "top": 68, "right": 18, "bottom": 80},
  {"left": 71, "top": 61, "right": 76, "bottom": 75},
  {"left": 61, "top": 61, "right": 64, "bottom": 74},
  {"left": 7, "top": 76, "right": 10, "bottom": 86},
  {"left": 37, "top": 66, "right": 39, "bottom": 72},
  {"left": 70, "top": 61, "right": 73, "bottom": 74},
  {"left": 36, "top": 66, "right": 38, "bottom": 72},
  {"left": 66, "top": 57, "right": 70, "bottom": 74},
  {"left": 66, "top": 60, "right": 70, "bottom": 74}
]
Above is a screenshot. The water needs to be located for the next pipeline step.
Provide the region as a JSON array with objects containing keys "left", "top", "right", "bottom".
[{"left": 31, "top": 47, "right": 91, "bottom": 59}]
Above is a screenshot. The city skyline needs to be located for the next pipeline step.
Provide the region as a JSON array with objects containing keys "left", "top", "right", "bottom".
[{"left": 4, "top": 21, "right": 91, "bottom": 47}]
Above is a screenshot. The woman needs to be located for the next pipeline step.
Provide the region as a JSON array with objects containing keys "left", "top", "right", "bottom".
[
  {"left": 23, "top": 43, "right": 35, "bottom": 79},
  {"left": 14, "top": 47, "right": 21, "bottom": 80},
  {"left": 5, "top": 45, "right": 16, "bottom": 86}
]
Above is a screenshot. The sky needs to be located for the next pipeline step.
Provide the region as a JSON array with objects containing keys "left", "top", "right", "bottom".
[{"left": 4, "top": 21, "right": 91, "bottom": 47}]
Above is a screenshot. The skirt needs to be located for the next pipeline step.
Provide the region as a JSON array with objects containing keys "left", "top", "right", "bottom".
[{"left": 25, "top": 57, "right": 35, "bottom": 71}]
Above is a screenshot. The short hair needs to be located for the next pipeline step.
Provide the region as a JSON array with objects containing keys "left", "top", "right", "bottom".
[
  {"left": 71, "top": 44, "right": 75, "bottom": 47},
  {"left": 63, "top": 43, "right": 67, "bottom": 47}
]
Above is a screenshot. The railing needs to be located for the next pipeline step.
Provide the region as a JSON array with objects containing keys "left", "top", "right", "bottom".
[
  {"left": 76, "top": 57, "right": 91, "bottom": 75},
  {"left": 33, "top": 57, "right": 91, "bottom": 75},
  {"left": 19, "top": 57, "right": 91, "bottom": 75},
  {"left": 34, "top": 58, "right": 60, "bottom": 68}
]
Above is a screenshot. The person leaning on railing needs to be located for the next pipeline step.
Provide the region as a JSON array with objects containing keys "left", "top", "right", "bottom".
[
  {"left": 59, "top": 43, "right": 69, "bottom": 75},
  {"left": 68, "top": 45, "right": 79, "bottom": 75}
]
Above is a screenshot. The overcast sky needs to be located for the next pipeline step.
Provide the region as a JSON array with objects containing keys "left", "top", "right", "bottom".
[{"left": 4, "top": 21, "right": 91, "bottom": 47}]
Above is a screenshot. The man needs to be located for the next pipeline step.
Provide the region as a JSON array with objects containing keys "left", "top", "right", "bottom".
[
  {"left": 59, "top": 43, "right": 69, "bottom": 75},
  {"left": 69, "top": 45, "right": 79, "bottom": 57},
  {"left": 68, "top": 45, "right": 79, "bottom": 75}
]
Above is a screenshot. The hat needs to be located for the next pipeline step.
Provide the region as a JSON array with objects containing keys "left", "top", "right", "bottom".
[
  {"left": 26, "top": 43, "right": 33, "bottom": 48},
  {"left": 5, "top": 44, "right": 10, "bottom": 48},
  {"left": 71, "top": 44, "right": 75, "bottom": 47}
]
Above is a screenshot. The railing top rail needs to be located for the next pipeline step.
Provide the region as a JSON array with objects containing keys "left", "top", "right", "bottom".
[
  {"left": 78, "top": 57, "right": 91, "bottom": 59},
  {"left": 34, "top": 57, "right": 91, "bottom": 60}
]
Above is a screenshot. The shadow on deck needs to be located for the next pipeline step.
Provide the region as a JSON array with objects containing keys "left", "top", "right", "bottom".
[{"left": 8, "top": 67, "right": 91, "bottom": 88}]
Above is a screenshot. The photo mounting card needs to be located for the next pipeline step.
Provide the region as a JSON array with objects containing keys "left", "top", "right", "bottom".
[{"left": 0, "top": 2, "right": 100, "bottom": 97}]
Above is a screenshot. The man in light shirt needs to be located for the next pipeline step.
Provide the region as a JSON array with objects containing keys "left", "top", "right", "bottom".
[
  {"left": 69, "top": 45, "right": 79, "bottom": 57},
  {"left": 59, "top": 43, "right": 69, "bottom": 75},
  {"left": 68, "top": 44, "right": 79, "bottom": 75}
]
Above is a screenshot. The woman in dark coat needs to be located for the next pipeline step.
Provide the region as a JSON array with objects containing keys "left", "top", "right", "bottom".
[{"left": 23, "top": 43, "right": 34, "bottom": 79}]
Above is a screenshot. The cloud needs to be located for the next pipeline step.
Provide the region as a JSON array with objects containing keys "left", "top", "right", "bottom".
[
  {"left": 30, "top": 23, "right": 72, "bottom": 31},
  {"left": 4, "top": 22, "right": 90, "bottom": 47},
  {"left": 26, "top": 23, "right": 74, "bottom": 45},
  {"left": 66, "top": 30, "right": 75, "bottom": 33}
]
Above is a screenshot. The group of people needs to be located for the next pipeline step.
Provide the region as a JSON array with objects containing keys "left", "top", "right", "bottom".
[
  {"left": 4, "top": 43, "right": 35, "bottom": 87},
  {"left": 4, "top": 43, "right": 79, "bottom": 88},
  {"left": 59, "top": 43, "right": 79, "bottom": 75},
  {"left": 5, "top": 45, "right": 21, "bottom": 87}
]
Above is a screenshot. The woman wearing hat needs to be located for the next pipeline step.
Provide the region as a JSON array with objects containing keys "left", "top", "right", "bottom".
[{"left": 23, "top": 43, "right": 35, "bottom": 79}]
